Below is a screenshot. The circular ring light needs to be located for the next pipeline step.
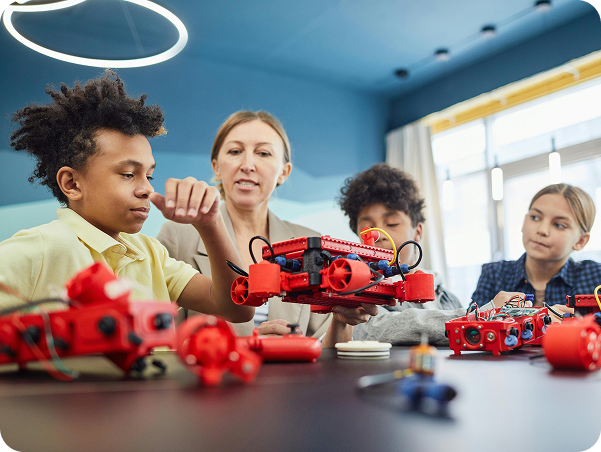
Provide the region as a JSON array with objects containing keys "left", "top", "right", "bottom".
[{"left": 2, "top": 0, "right": 188, "bottom": 68}]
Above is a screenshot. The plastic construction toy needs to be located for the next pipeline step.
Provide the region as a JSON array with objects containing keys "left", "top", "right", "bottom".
[
  {"left": 543, "top": 313, "right": 601, "bottom": 371},
  {"left": 0, "top": 262, "right": 177, "bottom": 380},
  {"left": 177, "top": 317, "right": 322, "bottom": 386},
  {"left": 176, "top": 314, "right": 262, "bottom": 386},
  {"left": 228, "top": 229, "right": 435, "bottom": 314},
  {"left": 357, "top": 335, "right": 457, "bottom": 415},
  {"left": 566, "top": 285, "right": 601, "bottom": 317},
  {"left": 241, "top": 325, "right": 322, "bottom": 362},
  {"left": 445, "top": 296, "right": 552, "bottom": 355}
]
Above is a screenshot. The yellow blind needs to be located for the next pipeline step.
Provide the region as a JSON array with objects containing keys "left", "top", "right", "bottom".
[{"left": 425, "top": 51, "right": 601, "bottom": 135}]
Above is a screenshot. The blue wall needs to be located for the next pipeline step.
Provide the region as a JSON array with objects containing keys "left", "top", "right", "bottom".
[
  {"left": 0, "top": 39, "right": 389, "bottom": 208},
  {"left": 2, "top": 6, "right": 601, "bottom": 242},
  {"left": 388, "top": 9, "right": 601, "bottom": 130}
]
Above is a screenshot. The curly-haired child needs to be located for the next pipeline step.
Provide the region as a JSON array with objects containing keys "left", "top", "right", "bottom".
[
  {"left": 0, "top": 71, "right": 253, "bottom": 323},
  {"left": 339, "top": 163, "right": 475, "bottom": 345}
]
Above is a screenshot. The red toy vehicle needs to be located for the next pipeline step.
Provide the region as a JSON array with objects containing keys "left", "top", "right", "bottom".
[
  {"left": 445, "top": 303, "right": 552, "bottom": 355},
  {"left": 0, "top": 262, "right": 177, "bottom": 378},
  {"left": 543, "top": 313, "right": 601, "bottom": 371},
  {"left": 229, "top": 233, "right": 435, "bottom": 313}
]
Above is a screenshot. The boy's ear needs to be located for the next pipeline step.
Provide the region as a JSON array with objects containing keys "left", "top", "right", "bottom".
[
  {"left": 57, "top": 167, "right": 83, "bottom": 201},
  {"left": 573, "top": 232, "right": 590, "bottom": 251},
  {"left": 413, "top": 222, "right": 423, "bottom": 242}
]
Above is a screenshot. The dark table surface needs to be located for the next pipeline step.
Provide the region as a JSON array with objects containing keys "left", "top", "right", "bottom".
[{"left": 0, "top": 346, "right": 599, "bottom": 452}]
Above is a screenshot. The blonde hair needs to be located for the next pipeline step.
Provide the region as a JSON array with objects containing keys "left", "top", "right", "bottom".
[
  {"left": 529, "top": 184, "right": 596, "bottom": 233},
  {"left": 210, "top": 111, "right": 291, "bottom": 197}
]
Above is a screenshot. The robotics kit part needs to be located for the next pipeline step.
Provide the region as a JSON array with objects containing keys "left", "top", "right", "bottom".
[
  {"left": 543, "top": 313, "right": 601, "bottom": 371},
  {"left": 230, "top": 235, "right": 435, "bottom": 313}
]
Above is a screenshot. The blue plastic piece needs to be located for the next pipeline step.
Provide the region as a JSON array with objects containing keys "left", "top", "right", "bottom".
[
  {"left": 504, "top": 335, "right": 519, "bottom": 347},
  {"left": 399, "top": 264, "right": 410, "bottom": 274},
  {"left": 346, "top": 253, "right": 359, "bottom": 260},
  {"left": 525, "top": 294, "right": 534, "bottom": 302},
  {"left": 521, "top": 329, "right": 533, "bottom": 340},
  {"left": 397, "top": 374, "right": 456, "bottom": 410},
  {"left": 377, "top": 260, "right": 389, "bottom": 271},
  {"left": 274, "top": 256, "right": 301, "bottom": 271}
]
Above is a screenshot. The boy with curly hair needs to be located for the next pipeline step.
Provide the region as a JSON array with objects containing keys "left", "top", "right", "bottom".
[
  {"left": 339, "top": 163, "right": 476, "bottom": 344},
  {"left": 0, "top": 71, "right": 253, "bottom": 324}
]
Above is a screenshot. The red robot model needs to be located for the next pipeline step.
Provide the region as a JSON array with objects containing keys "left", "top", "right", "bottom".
[
  {"left": 0, "top": 262, "right": 177, "bottom": 379},
  {"left": 445, "top": 301, "right": 552, "bottom": 355},
  {"left": 228, "top": 231, "right": 435, "bottom": 313}
]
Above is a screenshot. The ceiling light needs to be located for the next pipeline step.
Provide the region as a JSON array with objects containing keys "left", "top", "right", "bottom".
[
  {"left": 535, "top": 0, "right": 552, "bottom": 13},
  {"left": 481, "top": 25, "right": 497, "bottom": 39},
  {"left": 442, "top": 170, "right": 454, "bottom": 211},
  {"left": 1, "top": 0, "right": 188, "bottom": 68},
  {"left": 394, "top": 68, "right": 409, "bottom": 79},
  {"left": 434, "top": 49, "right": 450, "bottom": 62},
  {"left": 549, "top": 139, "right": 561, "bottom": 184},
  {"left": 491, "top": 167, "right": 504, "bottom": 201}
]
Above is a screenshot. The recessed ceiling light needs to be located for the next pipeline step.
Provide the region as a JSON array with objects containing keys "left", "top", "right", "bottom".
[
  {"left": 1, "top": 0, "right": 188, "bottom": 68},
  {"left": 481, "top": 25, "right": 497, "bottom": 39},
  {"left": 535, "top": 0, "right": 552, "bottom": 13},
  {"left": 394, "top": 68, "right": 409, "bottom": 79},
  {"left": 434, "top": 49, "right": 450, "bottom": 62}
]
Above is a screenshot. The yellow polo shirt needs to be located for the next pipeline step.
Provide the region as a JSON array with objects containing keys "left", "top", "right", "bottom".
[{"left": 0, "top": 207, "right": 198, "bottom": 310}]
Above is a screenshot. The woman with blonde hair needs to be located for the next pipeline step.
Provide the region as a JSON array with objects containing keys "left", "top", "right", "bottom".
[
  {"left": 157, "top": 111, "right": 376, "bottom": 345},
  {"left": 472, "top": 183, "right": 601, "bottom": 318}
]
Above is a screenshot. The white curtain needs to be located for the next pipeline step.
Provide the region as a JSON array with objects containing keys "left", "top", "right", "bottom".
[{"left": 386, "top": 121, "right": 448, "bottom": 283}]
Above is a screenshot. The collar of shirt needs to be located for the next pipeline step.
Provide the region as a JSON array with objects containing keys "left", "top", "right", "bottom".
[
  {"left": 510, "top": 252, "right": 574, "bottom": 289},
  {"left": 56, "top": 207, "right": 146, "bottom": 261}
]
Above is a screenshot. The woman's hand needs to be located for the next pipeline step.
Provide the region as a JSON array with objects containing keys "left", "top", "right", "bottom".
[
  {"left": 332, "top": 303, "right": 379, "bottom": 326},
  {"left": 322, "top": 303, "right": 379, "bottom": 347},
  {"left": 257, "top": 319, "right": 303, "bottom": 336},
  {"left": 150, "top": 177, "right": 221, "bottom": 226}
]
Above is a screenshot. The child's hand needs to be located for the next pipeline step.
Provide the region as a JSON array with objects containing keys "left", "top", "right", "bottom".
[
  {"left": 547, "top": 304, "right": 573, "bottom": 322},
  {"left": 150, "top": 177, "right": 220, "bottom": 226},
  {"left": 332, "top": 303, "right": 379, "bottom": 326},
  {"left": 492, "top": 291, "right": 533, "bottom": 308},
  {"left": 257, "top": 319, "right": 304, "bottom": 336}
]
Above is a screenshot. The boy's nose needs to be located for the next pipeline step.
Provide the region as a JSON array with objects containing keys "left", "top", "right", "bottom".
[{"left": 136, "top": 180, "right": 154, "bottom": 197}]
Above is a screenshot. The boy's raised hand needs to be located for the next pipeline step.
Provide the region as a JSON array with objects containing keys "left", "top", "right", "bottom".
[{"left": 150, "top": 177, "right": 221, "bottom": 226}]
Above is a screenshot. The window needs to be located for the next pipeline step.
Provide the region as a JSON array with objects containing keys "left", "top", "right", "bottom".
[{"left": 432, "top": 77, "right": 601, "bottom": 305}]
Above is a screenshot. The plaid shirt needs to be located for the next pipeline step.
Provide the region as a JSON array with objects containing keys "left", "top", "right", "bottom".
[{"left": 471, "top": 253, "right": 601, "bottom": 307}]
